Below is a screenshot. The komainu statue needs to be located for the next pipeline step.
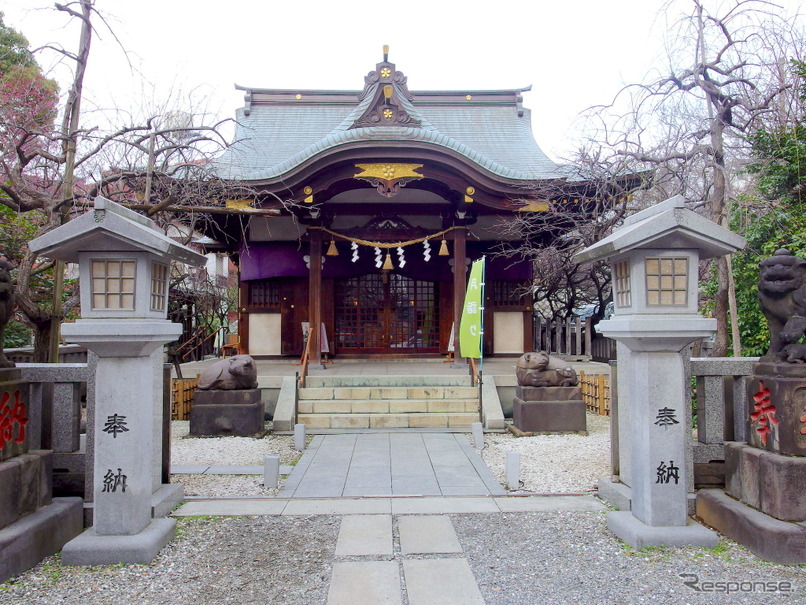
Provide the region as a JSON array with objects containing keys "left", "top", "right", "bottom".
[
  {"left": 758, "top": 248, "right": 806, "bottom": 361},
  {"left": 515, "top": 351, "right": 578, "bottom": 387},
  {"left": 198, "top": 355, "right": 258, "bottom": 390},
  {"left": 0, "top": 259, "right": 15, "bottom": 368}
]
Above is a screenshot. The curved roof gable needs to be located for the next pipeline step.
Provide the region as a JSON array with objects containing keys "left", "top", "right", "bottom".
[{"left": 214, "top": 51, "right": 563, "bottom": 183}]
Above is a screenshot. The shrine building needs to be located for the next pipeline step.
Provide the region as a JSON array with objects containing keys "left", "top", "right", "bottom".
[{"left": 209, "top": 49, "right": 601, "bottom": 365}]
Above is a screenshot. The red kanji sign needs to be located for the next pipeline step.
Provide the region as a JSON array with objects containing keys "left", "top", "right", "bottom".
[
  {"left": 800, "top": 406, "right": 806, "bottom": 436},
  {"left": 750, "top": 381, "right": 779, "bottom": 446},
  {"left": 0, "top": 390, "right": 28, "bottom": 450}
]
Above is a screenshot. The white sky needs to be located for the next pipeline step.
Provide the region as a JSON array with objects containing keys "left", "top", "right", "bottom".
[{"left": 1, "top": 0, "right": 803, "bottom": 163}]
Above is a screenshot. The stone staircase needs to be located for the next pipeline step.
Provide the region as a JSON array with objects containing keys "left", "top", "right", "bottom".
[{"left": 297, "top": 375, "right": 480, "bottom": 430}]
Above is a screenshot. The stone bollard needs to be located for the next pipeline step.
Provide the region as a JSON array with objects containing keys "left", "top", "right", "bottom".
[
  {"left": 506, "top": 451, "right": 521, "bottom": 490},
  {"left": 471, "top": 422, "right": 484, "bottom": 450},
  {"left": 263, "top": 456, "right": 280, "bottom": 489},
  {"left": 294, "top": 423, "right": 306, "bottom": 451}
]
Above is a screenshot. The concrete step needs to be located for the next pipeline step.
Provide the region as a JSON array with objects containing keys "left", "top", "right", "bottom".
[
  {"left": 298, "top": 399, "right": 480, "bottom": 415},
  {"left": 297, "top": 412, "right": 480, "bottom": 429},
  {"left": 299, "top": 386, "right": 479, "bottom": 401},
  {"left": 304, "top": 375, "right": 473, "bottom": 388}
]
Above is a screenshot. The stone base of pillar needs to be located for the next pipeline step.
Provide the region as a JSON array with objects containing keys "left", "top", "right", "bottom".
[
  {"left": 607, "top": 510, "right": 718, "bottom": 549},
  {"left": 152, "top": 483, "right": 184, "bottom": 518},
  {"left": 596, "top": 479, "right": 697, "bottom": 515},
  {"left": 0, "top": 497, "right": 84, "bottom": 583},
  {"left": 61, "top": 517, "right": 176, "bottom": 566},
  {"left": 597, "top": 478, "right": 632, "bottom": 511},
  {"left": 512, "top": 398, "right": 586, "bottom": 433}
]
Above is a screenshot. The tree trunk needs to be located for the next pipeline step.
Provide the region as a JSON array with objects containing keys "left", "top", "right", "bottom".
[
  {"left": 31, "top": 319, "right": 52, "bottom": 362},
  {"left": 712, "top": 256, "right": 730, "bottom": 357}
]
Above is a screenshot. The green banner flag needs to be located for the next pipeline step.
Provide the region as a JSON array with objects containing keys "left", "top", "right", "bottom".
[{"left": 459, "top": 257, "right": 485, "bottom": 359}]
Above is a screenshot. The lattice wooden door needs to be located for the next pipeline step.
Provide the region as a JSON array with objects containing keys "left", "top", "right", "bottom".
[{"left": 334, "top": 273, "right": 440, "bottom": 354}]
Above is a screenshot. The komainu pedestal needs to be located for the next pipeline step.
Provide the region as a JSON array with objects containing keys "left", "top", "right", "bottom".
[
  {"left": 512, "top": 386, "right": 587, "bottom": 433},
  {"left": 0, "top": 368, "right": 83, "bottom": 582},
  {"left": 698, "top": 361, "right": 806, "bottom": 564},
  {"left": 190, "top": 388, "right": 264, "bottom": 437}
]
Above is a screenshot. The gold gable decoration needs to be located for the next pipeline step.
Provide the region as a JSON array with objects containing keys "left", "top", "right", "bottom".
[{"left": 354, "top": 163, "right": 424, "bottom": 198}]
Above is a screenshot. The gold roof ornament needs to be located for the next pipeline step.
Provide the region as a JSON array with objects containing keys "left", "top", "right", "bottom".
[{"left": 354, "top": 163, "right": 424, "bottom": 198}]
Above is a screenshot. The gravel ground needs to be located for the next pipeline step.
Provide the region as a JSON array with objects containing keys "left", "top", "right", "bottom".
[
  {"left": 0, "top": 516, "right": 338, "bottom": 605},
  {"left": 2, "top": 513, "right": 804, "bottom": 604},
  {"left": 454, "top": 511, "right": 806, "bottom": 604},
  {"left": 170, "top": 421, "right": 301, "bottom": 497},
  {"left": 479, "top": 414, "right": 610, "bottom": 494}
]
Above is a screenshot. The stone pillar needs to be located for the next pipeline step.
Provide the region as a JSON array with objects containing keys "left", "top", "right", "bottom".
[
  {"left": 60, "top": 321, "right": 181, "bottom": 564},
  {"left": 628, "top": 351, "right": 688, "bottom": 527}
]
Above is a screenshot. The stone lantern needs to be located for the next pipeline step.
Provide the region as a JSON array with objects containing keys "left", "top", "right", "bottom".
[
  {"left": 29, "top": 197, "right": 205, "bottom": 565},
  {"left": 574, "top": 195, "right": 745, "bottom": 548}
]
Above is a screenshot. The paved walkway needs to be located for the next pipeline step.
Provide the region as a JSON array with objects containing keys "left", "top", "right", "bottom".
[{"left": 279, "top": 433, "right": 505, "bottom": 498}]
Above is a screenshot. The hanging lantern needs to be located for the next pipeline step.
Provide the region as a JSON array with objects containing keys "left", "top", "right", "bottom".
[
  {"left": 382, "top": 251, "right": 394, "bottom": 270},
  {"left": 439, "top": 238, "right": 449, "bottom": 256},
  {"left": 326, "top": 239, "right": 339, "bottom": 256}
]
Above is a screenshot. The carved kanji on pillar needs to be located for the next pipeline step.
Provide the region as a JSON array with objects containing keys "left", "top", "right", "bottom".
[
  {"left": 750, "top": 380, "right": 779, "bottom": 446},
  {"left": 0, "top": 390, "right": 27, "bottom": 449}
]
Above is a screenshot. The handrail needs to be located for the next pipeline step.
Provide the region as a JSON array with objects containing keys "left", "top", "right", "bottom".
[
  {"left": 178, "top": 326, "right": 221, "bottom": 362},
  {"left": 468, "top": 357, "right": 479, "bottom": 387},
  {"left": 298, "top": 327, "right": 313, "bottom": 388}
]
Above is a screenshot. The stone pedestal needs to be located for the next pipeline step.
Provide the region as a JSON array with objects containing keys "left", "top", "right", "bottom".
[
  {"left": 0, "top": 369, "right": 83, "bottom": 582},
  {"left": 512, "top": 385, "right": 586, "bottom": 433},
  {"left": 696, "top": 363, "right": 806, "bottom": 563},
  {"left": 190, "top": 388, "right": 264, "bottom": 436},
  {"left": 746, "top": 362, "right": 806, "bottom": 456},
  {"left": 596, "top": 316, "right": 719, "bottom": 549},
  {"left": 60, "top": 320, "right": 181, "bottom": 566}
]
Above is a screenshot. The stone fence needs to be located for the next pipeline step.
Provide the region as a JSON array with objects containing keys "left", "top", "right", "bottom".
[
  {"left": 690, "top": 357, "right": 759, "bottom": 485},
  {"left": 17, "top": 361, "right": 95, "bottom": 499}
]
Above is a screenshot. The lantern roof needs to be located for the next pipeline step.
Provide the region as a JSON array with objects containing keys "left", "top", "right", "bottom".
[
  {"left": 29, "top": 197, "right": 206, "bottom": 266},
  {"left": 573, "top": 195, "right": 746, "bottom": 264}
]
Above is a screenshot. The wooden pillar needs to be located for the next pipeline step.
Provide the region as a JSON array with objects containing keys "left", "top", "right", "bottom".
[
  {"left": 452, "top": 228, "right": 467, "bottom": 355},
  {"left": 308, "top": 230, "right": 322, "bottom": 367},
  {"left": 238, "top": 279, "right": 249, "bottom": 354}
]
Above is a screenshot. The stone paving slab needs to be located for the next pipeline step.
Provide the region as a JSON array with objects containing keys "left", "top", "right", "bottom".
[
  {"left": 403, "top": 559, "right": 485, "bottom": 605},
  {"left": 336, "top": 515, "right": 393, "bottom": 556},
  {"left": 172, "top": 499, "right": 289, "bottom": 516},
  {"left": 281, "top": 498, "right": 393, "bottom": 516},
  {"left": 279, "top": 432, "right": 504, "bottom": 498},
  {"left": 398, "top": 516, "right": 462, "bottom": 554},
  {"left": 328, "top": 561, "right": 402, "bottom": 605},
  {"left": 171, "top": 464, "right": 294, "bottom": 475},
  {"left": 493, "top": 494, "right": 606, "bottom": 513},
  {"left": 173, "top": 495, "right": 604, "bottom": 516},
  {"left": 391, "top": 497, "right": 501, "bottom": 515}
]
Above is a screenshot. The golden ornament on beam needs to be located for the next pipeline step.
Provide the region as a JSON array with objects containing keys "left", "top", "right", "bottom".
[
  {"left": 382, "top": 252, "right": 394, "bottom": 271},
  {"left": 326, "top": 240, "right": 339, "bottom": 256},
  {"left": 439, "top": 239, "right": 449, "bottom": 256}
]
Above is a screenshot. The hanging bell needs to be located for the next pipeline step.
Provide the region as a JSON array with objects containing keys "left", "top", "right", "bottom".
[
  {"left": 439, "top": 238, "right": 449, "bottom": 256},
  {"left": 382, "top": 251, "right": 394, "bottom": 270},
  {"left": 326, "top": 239, "right": 339, "bottom": 256}
]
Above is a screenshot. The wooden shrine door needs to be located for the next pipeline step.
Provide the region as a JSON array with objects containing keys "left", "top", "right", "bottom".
[{"left": 334, "top": 273, "right": 440, "bottom": 355}]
